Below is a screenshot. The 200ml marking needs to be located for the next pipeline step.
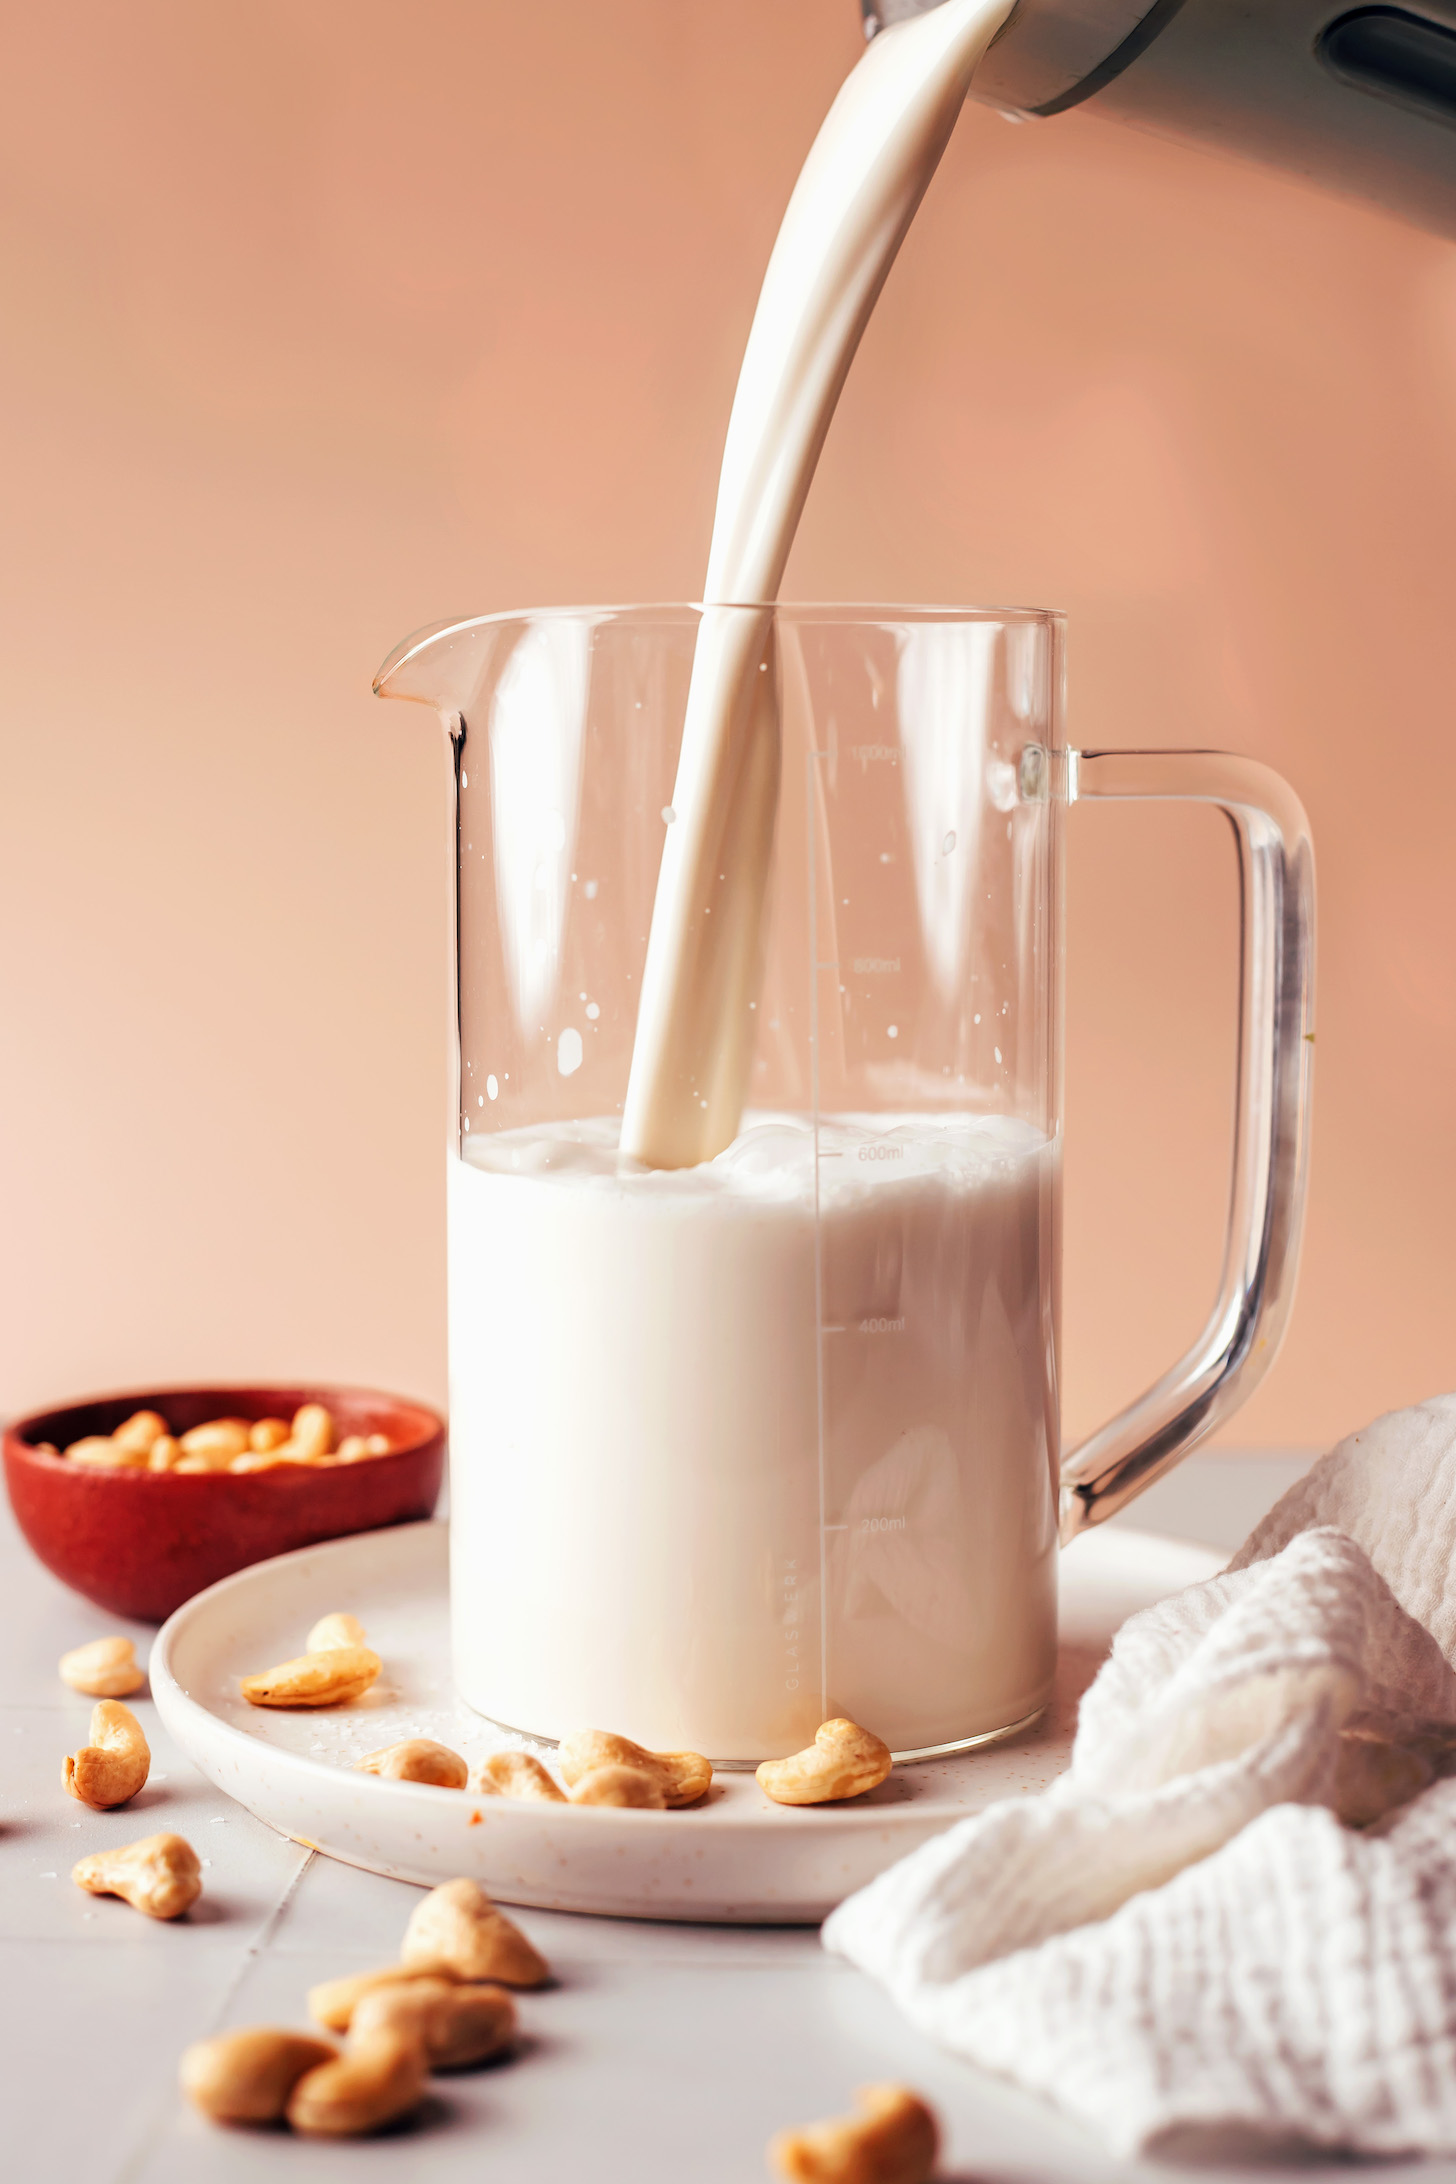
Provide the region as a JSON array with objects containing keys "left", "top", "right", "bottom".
[{"left": 859, "top": 1514, "right": 906, "bottom": 1533}]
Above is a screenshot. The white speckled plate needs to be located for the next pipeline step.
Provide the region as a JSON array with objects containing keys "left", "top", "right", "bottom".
[{"left": 151, "top": 1520, "right": 1220, "bottom": 1923}]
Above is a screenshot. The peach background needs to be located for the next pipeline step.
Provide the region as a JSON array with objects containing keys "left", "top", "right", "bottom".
[{"left": 2, "top": 0, "right": 1453, "bottom": 1452}]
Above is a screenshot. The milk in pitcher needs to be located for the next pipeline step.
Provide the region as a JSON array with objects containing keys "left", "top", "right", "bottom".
[{"left": 449, "top": 1114, "right": 1058, "bottom": 1761}]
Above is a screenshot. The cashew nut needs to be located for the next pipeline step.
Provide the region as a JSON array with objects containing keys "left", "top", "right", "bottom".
[
  {"left": 180, "top": 1419, "right": 252, "bottom": 1460},
  {"left": 568, "top": 1764, "right": 666, "bottom": 1808},
  {"left": 73, "top": 1831, "right": 201, "bottom": 1920},
  {"left": 240, "top": 1644, "right": 381, "bottom": 1708},
  {"left": 113, "top": 1410, "right": 169, "bottom": 1455},
  {"left": 351, "top": 1977, "right": 516, "bottom": 2069},
  {"left": 289, "top": 1403, "right": 334, "bottom": 1459},
  {"left": 66, "top": 1435, "right": 148, "bottom": 1470},
  {"left": 147, "top": 1436, "right": 183, "bottom": 1471},
  {"left": 1335, "top": 1730, "right": 1434, "bottom": 1828},
  {"left": 756, "top": 1718, "right": 892, "bottom": 1806},
  {"left": 358, "top": 1739, "right": 468, "bottom": 1788},
  {"left": 558, "top": 1729, "right": 712, "bottom": 1808},
  {"left": 401, "top": 1877, "right": 549, "bottom": 1988},
  {"left": 286, "top": 2027, "right": 427, "bottom": 2137},
  {"left": 306, "top": 1611, "right": 368, "bottom": 1652},
  {"left": 309, "top": 1960, "right": 461, "bottom": 2033},
  {"left": 250, "top": 1417, "right": 291, "bottom": 1451},
  {"left": 768, "top": 2084, "right": 940, "bottom": 2184},
  {"left": 180, "top": 2028, "right": 339, "bottom": 2124},
  {"left": 63, "top": 1700, "right": 150, "bottom": 1808},
  {"left": 471, "top": 1752, "right": 565, "bottom": 1803},
  {"left": 58, "top": 1635, "right": 145, "bottom": 1698}
]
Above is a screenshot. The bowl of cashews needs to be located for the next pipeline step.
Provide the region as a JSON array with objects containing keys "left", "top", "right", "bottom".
[{"left": 3, "top": 1385, "right": 445, "bottom": 1621}]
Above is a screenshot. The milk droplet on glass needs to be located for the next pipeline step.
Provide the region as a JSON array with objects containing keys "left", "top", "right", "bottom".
[{"left": 558, "top": 1029, "right": 584, "bottom": 1077}]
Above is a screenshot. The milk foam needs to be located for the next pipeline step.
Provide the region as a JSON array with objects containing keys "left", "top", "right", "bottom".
[{"left": 449, "top": 1114, "right": 1058, "bottom": 1761}]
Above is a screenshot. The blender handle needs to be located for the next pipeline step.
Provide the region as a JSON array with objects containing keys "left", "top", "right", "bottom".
[{"left": 1057, "top": 747, "right": 1316, "bottom": 1543}]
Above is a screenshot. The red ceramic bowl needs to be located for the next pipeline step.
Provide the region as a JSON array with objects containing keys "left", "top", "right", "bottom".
[{"left": 3, "top": 1385, "right": 445, "bottom": 1622}]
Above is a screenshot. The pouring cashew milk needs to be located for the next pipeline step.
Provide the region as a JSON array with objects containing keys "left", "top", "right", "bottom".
[
  {"left": 622, "top": 0, "right": 1014, "bottom": 1172},
  {"left": 447, "top": 0, "right": 1060, "bottom": 1763}
]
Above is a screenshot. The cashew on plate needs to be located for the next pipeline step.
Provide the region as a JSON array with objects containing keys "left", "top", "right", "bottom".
[
  {"left": 557, "top": 1728, "right": 711, "bottom": 1807},
  {"left": 756, "top": 1718, "right": 893, "bottom": 1806}
]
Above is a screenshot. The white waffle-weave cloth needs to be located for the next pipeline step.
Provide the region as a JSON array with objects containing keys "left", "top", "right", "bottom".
[{"left": 823, "top": 1393, "right": 1456, "bottom": 2158}]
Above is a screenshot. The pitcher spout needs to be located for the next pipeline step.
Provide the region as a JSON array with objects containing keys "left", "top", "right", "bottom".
[{"left": 373, "top": 613, "right": 525, "bottom": 714}]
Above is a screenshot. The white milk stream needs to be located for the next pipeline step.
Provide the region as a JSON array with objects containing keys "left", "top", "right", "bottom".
[
  {"left": 451, "top": 1118, "right": 1058, "bottom": 1761},
  {"left": 621, "top": 0, "right": 1014, "bottom": 1170}
]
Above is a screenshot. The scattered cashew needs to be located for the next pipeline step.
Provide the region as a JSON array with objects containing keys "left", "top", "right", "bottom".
[
  {"left": 148, "top": 1436, "right": 183, "bottom": 1472},
  {"left": 558, "top": 1729, "right": 711, "bottom": 1808},
  {"left": 307, "top": 1612, "right": 368, "bottom": 1653},
  {"left": 63, "top": 1700, "right": 150, "bottom": 1808},
  {"left": 1335, "top": 1730, "right": 1434, "bottom": 1828},
  {"left": 769, "top": 2084, "right": 940, "bottom": 2184},
  {"left": 402, "top": 1877, "right": 550, "bottom": 1988},
  {"left": 471, "top": 1751, "right": 566, "bottom": 1803},
  {"left": 358, "top": 1739, "right": 468, "bottom": 1788},
  {"left": 58, "top": 1635, "right": 145, "bottom": 1698},
  {"left": 351, "top": 1977, "right": 516, "bottom": 2069},
  {"left": 756, "top": 1719, "right": 892, "bottom": 1806},
  {"left": 250, "top": 1417, "right": 291, "bottom": 1452},
  {"left": 287, "top": 2026, "right": 427, "bottom": 2137},
  {"left": 568, "top": 1764, "right": 667, "bottom": 1809},
  {"left": 180, "top": 2028, "right": 339, "bottom": 2125},
  {"left": 113, "top": 1410, "right": 169, "bottom": 1455},
  {"left": 73, "top": 1832, "right": 201, "bottom": 1920},
  {"left": 309, "top": 1960, "right": 462, "bottom": 2034},
  {"left": 240, "top": 1645, "right": 381, "bottom": 1709},
  {"left": 66, "top": 1435, "right": 148, "bottom": 1471},
  {"left": 336, "top": 1436, "right": 371, "bottom": 1461}
]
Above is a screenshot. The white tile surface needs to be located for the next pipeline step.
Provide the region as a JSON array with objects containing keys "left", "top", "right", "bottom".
[{"left": 6, "top": 1461, "right": 1456, "bottom": 2184}]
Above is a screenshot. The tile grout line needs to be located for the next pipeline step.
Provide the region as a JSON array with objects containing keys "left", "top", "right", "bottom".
[{"left": 111, "top": 1843, "right": 316, "bottom": 2184}]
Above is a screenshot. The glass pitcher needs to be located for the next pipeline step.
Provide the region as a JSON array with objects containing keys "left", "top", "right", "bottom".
[{"left": 375, "top": 603, "right": 1314, "bottom": 1765}]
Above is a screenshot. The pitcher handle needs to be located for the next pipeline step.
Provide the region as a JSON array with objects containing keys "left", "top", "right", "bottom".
[{"left": 1057, "top": 748, "right": 1316, "bottom": 1543}]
